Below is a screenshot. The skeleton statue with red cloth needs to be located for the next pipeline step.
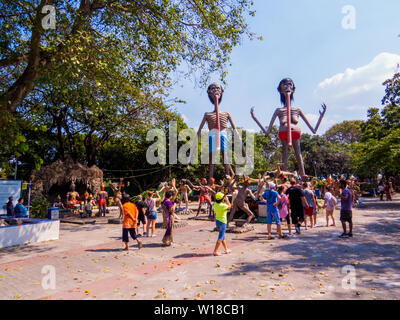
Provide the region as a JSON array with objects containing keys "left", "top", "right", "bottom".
[{"left": 251, "top": 78, "right": 327, "bottom": 179}]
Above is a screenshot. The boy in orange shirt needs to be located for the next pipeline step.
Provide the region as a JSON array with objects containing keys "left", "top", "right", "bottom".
[{"left": 122, "top": 194, "right": 143, "bottom": 251}]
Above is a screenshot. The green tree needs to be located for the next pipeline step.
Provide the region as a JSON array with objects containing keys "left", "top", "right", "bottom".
[
  {"left": 324, "top": 120, "right": 364, "bottom": 144},
  {"left": 301, "top": 133, "right": 354, "bottom": 177},
  {"left": 0, "top": 0, "right": 257, "bottom": 121},
  {"left": 359, "top": 108, "right": 385, "bottom": 142},
  {"left": 355, "top": 73, "right": 400, "bottom": 177}
]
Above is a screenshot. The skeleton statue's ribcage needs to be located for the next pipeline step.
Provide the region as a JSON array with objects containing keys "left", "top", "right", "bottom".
[
  {"left": 278, "top": 108, "right": 300, "bottom": 126},
  {"left": 206, "top": 112, "right": 230, "bottom": 130}
]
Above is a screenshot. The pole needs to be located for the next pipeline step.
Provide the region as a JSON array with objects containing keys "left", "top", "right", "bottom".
[
  {"left": 285, "top": 92, "right": 292, "bottom": 147},
  {"left": 27, "top": 182, "right": 31, "bottom": 217},
  {"left": 14, "top": 158, "right": 17, "bottom": 180}
]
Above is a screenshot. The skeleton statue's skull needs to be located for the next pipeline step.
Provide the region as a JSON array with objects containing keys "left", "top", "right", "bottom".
[
  {"left": 277, "top": 78, "right": 296, "bottom": 105},
  {"left": 207, "top": 83, "right": 224, "bottom": 104}
]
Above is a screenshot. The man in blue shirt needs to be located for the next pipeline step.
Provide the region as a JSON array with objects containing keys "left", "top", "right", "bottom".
[
  {"left": 338, "top": 180, "right": 353, "bottom": 238},
  {"left": 14, "top": 198, "right": 28, "bottom": 218},
  {"left": 260, "top": 183, "right": 286, "bottom": 240}
]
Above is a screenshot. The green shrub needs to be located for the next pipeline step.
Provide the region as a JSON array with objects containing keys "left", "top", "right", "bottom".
[{"left": 30, "top": 196, "right": 51, "bottom": 218}]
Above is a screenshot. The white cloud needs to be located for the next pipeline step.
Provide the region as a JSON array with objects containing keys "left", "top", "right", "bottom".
[
  {"left": 316, "top": 52, "right": 400, "bottom": 99},
  {"left": 313, "top": 52, "right": 400, "bottom": 132}
]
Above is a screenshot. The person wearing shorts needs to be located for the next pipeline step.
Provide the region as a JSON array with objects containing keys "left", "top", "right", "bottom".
[
  {"left": 302, "top": 182, "right": 317, "bottom": 229},
  {"left": 338, "top": 180, "right": 353, "bottom": 238},
  {"left": 213, "top": 192, "right": 232, "bottom": 256},
  {"left": 277, "top": 186, "right": 292, "bottom": 236},
  {"left": 145, "top": 190, "right": 161, "bottom": 237},
  {"left": 135, "top": 195, "right": 147, "bottom": 237},
  {"left": 122, "top": 195, "right": 143, "bottom": 251},
  {"left": 323, "top": 186, "right": 336, "bottom": 227},
  {"left": 261, "top": 183, "right": 286, "bottom": 240},
  {"left": 286, "top": 179, "right": 308, "bottom": 234}
]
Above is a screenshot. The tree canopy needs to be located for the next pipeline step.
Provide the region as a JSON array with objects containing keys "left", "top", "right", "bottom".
[
  {"left": 324, "top": 120, "right": 363, "bottom": 144},
  {"left": 0, "top": 0, "right": 257, "bottom": 121},
  {"left": 354, "top": 73, "right": 400, "bottom": 178}
]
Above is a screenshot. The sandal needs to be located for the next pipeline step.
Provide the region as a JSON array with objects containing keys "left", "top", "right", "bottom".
[
  {"left": 213, "top": 252, "right": 222, "bottom": 256},
  {"left": 267, "top": 236, "right": 275, "bottom": 240}
]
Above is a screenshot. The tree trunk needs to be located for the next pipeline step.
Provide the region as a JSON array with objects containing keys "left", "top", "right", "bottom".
[
  {"left": 0, "top": 0, "right": 53, "bottom": 119},
  {"left": 56, "top": 118, "right": 65, "bottom": 160}
]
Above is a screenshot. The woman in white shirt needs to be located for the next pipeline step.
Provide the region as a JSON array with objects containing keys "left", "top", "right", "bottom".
[{"left": 323, "top": 186, "right": 336, "bottom": 227}]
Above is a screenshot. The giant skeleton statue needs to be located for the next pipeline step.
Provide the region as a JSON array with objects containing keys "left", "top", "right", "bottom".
[
  {"left": 251, "top": 78, "right": 327, "bottom": 178},
  {"left": 188, "top": 83, "right": 248, "bottom": 179}
]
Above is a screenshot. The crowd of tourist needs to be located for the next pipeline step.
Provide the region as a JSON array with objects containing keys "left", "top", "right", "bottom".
[{"left": 117, "top": 171, "right": 368, "bottom": 252}]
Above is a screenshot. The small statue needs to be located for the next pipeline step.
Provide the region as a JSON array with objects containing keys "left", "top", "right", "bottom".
[
  {"left": 178, "top": 180, "right": 192, "bottom": 212},
  {"left": 227, "top": 178, "right": 257, "bottom": 227},
  {"left": 84, "top": 189, "right": 89, "bottom": 204},
  {"left": 186, "top": 178, "right": 216, "bottom": 218},
  {"left": 251, "top": 78, "right": 326, "bottom": 178},
  {"left": 97, "top": 184, "right": 108, "bottom": 217},
  {"left": 66, "top": 182, "right": 80, "bottom": 213},
  {"left": 188, "top": 83, "right": 245, "bottom": 178},
  {"left": 115, "top": 192, "right": 123, "bottom": 220}
]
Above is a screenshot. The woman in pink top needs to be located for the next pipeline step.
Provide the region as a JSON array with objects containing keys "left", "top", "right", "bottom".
[
  {"left": 145, "top": 190, "right": 161, "bottom": 237},
  {"left": 278, "top": 186, "right": 292, "bottom": 236}
]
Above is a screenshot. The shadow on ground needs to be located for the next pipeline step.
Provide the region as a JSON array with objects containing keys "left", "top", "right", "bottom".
[{"left": 219, "top": 197, "right": 400, "bottom": 298}]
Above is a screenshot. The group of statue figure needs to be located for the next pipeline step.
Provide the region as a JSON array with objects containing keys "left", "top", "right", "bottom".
[
  {"left": 65, "top": 182, "right": 108, "bottom": 216},
  {"left": 190, "top": 78, "right": 327, "bottom": 179}
]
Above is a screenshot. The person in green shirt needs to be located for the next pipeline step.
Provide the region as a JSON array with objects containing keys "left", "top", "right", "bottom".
[{"left": 213, "top": 192, "right": 232, "bottom": 256}]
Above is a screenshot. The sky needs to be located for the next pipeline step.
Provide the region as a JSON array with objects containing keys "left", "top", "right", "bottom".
[{"left": 170, "top": 0, "right": 400, "bottom": 134}]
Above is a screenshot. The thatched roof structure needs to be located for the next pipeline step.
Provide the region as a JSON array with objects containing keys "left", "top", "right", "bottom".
[{"left": 30, "top": 157, "right": 103, "bottom": 201}]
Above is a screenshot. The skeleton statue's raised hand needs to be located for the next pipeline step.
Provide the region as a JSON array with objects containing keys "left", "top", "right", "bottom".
[{"left": 320, "top": 103, "right": 327, "bottom": 117}]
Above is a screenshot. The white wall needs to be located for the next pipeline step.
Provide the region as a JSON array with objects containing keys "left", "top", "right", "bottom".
[{"left": 0, "top": 219, "right": 59, "bottom": 248}]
